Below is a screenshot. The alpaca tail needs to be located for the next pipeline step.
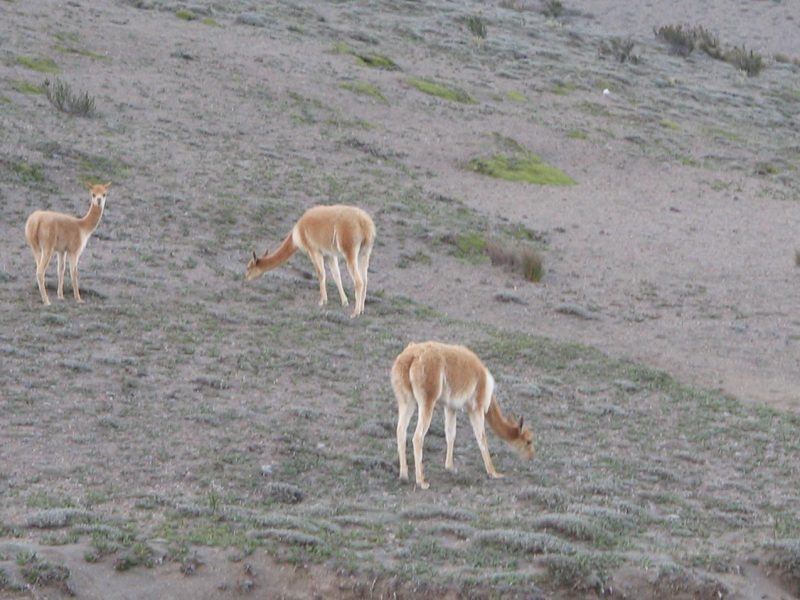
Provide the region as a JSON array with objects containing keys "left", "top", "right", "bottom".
[
  {"left": 486, "top": 395, "right": 521, "bottom": 442},
  {"left": 257, "top": 231, "right": 297, "bottom": 271}
]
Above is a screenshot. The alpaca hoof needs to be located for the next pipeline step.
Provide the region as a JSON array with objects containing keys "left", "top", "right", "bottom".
[
  {"left": 489, "top": 472, "right": 505, "bottom": 480},
  {"left": 417, "top": 480, "right": 430, "bottom": 490}
]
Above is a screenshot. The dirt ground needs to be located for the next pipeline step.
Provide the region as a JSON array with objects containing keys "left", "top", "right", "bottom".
[{"left": 1, "top": 0, "right": 799, "bottom": 598}]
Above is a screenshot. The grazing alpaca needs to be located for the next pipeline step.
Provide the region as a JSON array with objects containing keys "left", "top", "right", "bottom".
[
  {"left": 245, "top": 204, "right": 375, "bottom": 318},
  {"left": 392, "top": 341, "right": 535, "bottom": 489},
  {"left": 24, "top": 182, "right": 110, "bottom": 305}
]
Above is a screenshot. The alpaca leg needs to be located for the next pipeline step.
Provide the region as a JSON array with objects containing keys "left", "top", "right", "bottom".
[
  {"left": 468, "top": 410, "right": 502, "bottom": 479},
  {"left": 395, "top": 391, "right": 416, "bottom": 481},
  {"left": 344, "top": 248, "right": 364, "bottom": 318},
  {"left": 444, "top": 406, "right": 457, "bottom": 471},
  {"left": 327, "top": 255, "right": 348, "bottom": 306},
  {"left": 412, "top": 402, "right": 435, "bottom": 489},
  {"left": 309, "top": 251, "right": 327, "bottom": 306},
  {"left": 357, "top": 243, "right": 372, "bottom": 315},
  {"left": 57, "top": 252, "right": 66, "bottom": 299},
  {"left": 69, "top": 252, "right": 82, "bottom": 303},
  {"left": 36, "top": 248, "right": 53, "bottom": 305}
]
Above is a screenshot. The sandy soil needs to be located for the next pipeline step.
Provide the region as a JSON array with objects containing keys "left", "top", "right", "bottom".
[{"left": 1, "top": 0, "right": 799, "bottom": 598}]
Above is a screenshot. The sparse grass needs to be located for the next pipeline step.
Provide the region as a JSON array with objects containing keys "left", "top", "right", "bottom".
[
  {"left": 654, "top": 24, "right": 695, "bottom": 57},
  {"left": 114, "top": 542, "right": 155, "bottom": 571},
  {"left": 12, "top": 80, "right": 47, "bottom": 95},
  {"left": 505, "top": 90, "right": 526, "bottom": 102},
  {"left": 469, "top": 154, "right": 575, "bottom": 186},
  {"left": 442, "top": 232, "right": 488, "bottom": 263},
  {"left": 201, "top": 17, "right": 221, "bottom": 27},
  {"left": 16, "top": 55, "right": 59, "bottom": 73},
  {"left": 541, "top": 0, "right": 564, "bottom": 19},
  {"left": 45, "top": 78, "right": 96, "bottom": 116},
  {"left": 175, "top": 9, "right": 197, "bottom": 21},
  {"left": 655, "top": 24, "right": 764, "bottom": 75},
  {"left": 340, "top": 81, "right": 388, "bottom": 104},
  {"left": 467, "top": 14, "right": 487, "bottom": 39},
  {"left": 7, "top": 160, "right": 45, "bottom": 184},
  {"left": 660, "top": 118, "right": 681, "bottom": 131},
  {"left": 334, "top": 43, "right": 400, "bottom": 71},
  {"left": 408, "top": 78, "right": 475, "bottom": 104},
  {"left": 53, "top": 31, "right": 110, "bottom": 61},
  {"left": 566, "top": 129, "right": 588, "bottom": 140},
  {"left": 725, "top": 45, "right": 764, "bottom": 76},
  {"left": 491, "top": 242, "right": 544, "bottom": 282},
  {"left": 551, "top": 82, "right": 576, "bottom": 95},
  {"left": 599, "top": 37, "right": 640, "bottom": 64}
]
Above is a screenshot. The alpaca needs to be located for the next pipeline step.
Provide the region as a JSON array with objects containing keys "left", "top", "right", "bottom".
[
  {"left": 246, "top": 205, "right": 375, "bottom": 318},
  {"left": 25, "top": 182, "right": 110, "bottom": 305},
  {"left": 392, "top": 341, "right": 535, "bottom": 489}
]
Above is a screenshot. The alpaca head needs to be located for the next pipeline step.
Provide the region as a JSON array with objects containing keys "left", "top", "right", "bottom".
[{"left": 511, "top": 416, "right": 535, "bottom": 460}]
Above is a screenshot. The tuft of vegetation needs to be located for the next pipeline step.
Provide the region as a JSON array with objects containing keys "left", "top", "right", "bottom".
[
  {"left": 114, "top": 542, "right": 156, "bottom": 571},
  {"left": 566, "top": 129, "right": 588, "bottom": 140},
  {"left": 599, "top": 37, "right": 640, "bottom": 64},
  {"left": 655, "top": 24, "right": 764, "bottom": 76},
  {"left": 408, "top": 78, "right": 475, "bottom": 104},
  {"left": 8, "top": 160, "right": 45, "bottom": 184},
  {"left": 541, "top": 0, "right": 564, "bottom": 19},
  {"left": 469, "top": 154, "right": 575, "bottom": 186},
  {"left": 467, "top": 15, "right": 487, "bottom": 39},
  {"left": 340, "top": 81, "right": 388, "bottom": 104},
  {"left": 12, "top": 80, "right": 47, "bottom": 95},
  {"left": 551, "top": 82, "right": 576, "bottom": 95},
  {"left": 16, "top": 56, "right": 59, "bottom": 73},
  {"left": 486, "top": 241, "right": 544, "bottom": 282},
  {"left": 334, "top": 43, "right": 400, "bottom": 71},
  {"left": 654, "top": 24, "right": 696, "bottom": 57},
  {"left": 505, "top": 90, "right": 527, "bottom": 102},
  {"left": 45, "top": 78, "right": 96, "bottom": 116},
  {"left": 175, "top": 9, "right": 197, "bottom": 21},
  {"left": 725, "top": 45, "right": 764, "bottom": 76},
  {"left": 441, "top": 232, "right": 488, "bottom": 263},
  {"left": 201, "top": 17, "right": 221, "bottom": 27}
]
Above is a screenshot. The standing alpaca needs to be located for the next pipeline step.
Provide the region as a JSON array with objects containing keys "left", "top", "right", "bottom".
[
  {"left": 392, "top": 341, "right": 535, "bottom": 489},
  {"left": 25, "top": 182, "right": 110, "bottom": 305},
  {"left": 246, "top": 205, "right": 375, "bottom": 318}
]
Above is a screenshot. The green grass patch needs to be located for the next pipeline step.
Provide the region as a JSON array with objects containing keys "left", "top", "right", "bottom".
[
  {"left": 17, "top": 56, "right": 59, "bottom": 73},
  {"left": 340, "top": 81, "right": 388, "bottom": 104},
  {"left": 566, "top": 129, "right": 588, "bottom": 140},
  {"left": 53, "top": 32, "right": 110, "bottom": 62},
  {"left": 660, "top": 119, "right": 681, "bottom": 131},
  {"left": 13, "top": 80, "right": 47, "bottom": 95},
  {"left": 469, "top": 154, "right": 575, "bottom": 186},
  {"left": 79, "top": 153, "right": 129, "bottom": 183},
  {"left": 551, "top": 82, "right": 576, "bottom": 95},
  {"left": 333, "top": 42, "right": 400, "bottom": 70},
  {"left": 8, "top": 161, "right": 45, "bottom": 184},
  {"left": 201, "top": 17, "right": 221, "bottom": 27},
  {"left": 505, "top": 90, "right": 527, "bottom": 102},
  {"left": 408, "top": 78, "right": 475, "bottom": 104},
  {"left": 175, "top": 9, "right": 197, "bottom": 21},
  {"left": 0, "top": 95, "right": 10, "bottom": 104}
]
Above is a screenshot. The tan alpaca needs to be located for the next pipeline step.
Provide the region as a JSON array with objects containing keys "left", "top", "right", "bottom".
[
  {"left": 392, "top": 341, "right": 535, "bottom": 489},
  {"left": 24, "top": 182, "right": 110, "bottom": 305},
  {"left": 246, "top": 205, "right": 375, "bottom": 318}
]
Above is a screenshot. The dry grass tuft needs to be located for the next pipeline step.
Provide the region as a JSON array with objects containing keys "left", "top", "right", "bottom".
[{"left": 486, "top": 241, "right": 544, "bottom": 282}]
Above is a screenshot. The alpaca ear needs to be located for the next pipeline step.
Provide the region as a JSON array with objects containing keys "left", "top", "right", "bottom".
[
  {"left": 252, "top": 251, "right": 257, "bottom": 262},
  {"left": 519, "top": 416, "right": 524, "bottom": 429}
]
